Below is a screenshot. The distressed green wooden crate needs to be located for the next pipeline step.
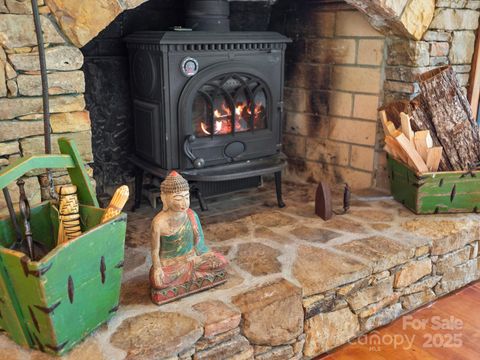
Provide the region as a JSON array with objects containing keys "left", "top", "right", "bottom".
[
  {"left": 0, "top": 138, "right": 127, "bottom": 355},
  {"left": 387, "top": 155, "right": 480, "bottom": 214}
]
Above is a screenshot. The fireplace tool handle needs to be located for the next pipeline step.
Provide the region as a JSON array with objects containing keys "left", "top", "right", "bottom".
[{"left": 183, "top": 135, "right": 205, "bottom": 169}]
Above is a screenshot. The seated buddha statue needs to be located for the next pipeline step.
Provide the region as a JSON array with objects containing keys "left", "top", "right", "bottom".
[{"left": 149, "top": 171, "right": 227, "bottom": 305}]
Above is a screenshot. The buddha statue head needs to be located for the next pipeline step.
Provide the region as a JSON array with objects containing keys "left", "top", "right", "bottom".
[{"left": 160, "top": 171, "right": 190, "bottom": 212}]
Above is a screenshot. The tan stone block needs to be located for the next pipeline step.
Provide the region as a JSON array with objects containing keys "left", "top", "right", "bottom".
[
  {"left": 430, "top": 8, "right": 480, "bottom": 30},
  {"left": 353, "top": 94, "right": 379, "bottom": 121},
  {"left": 306, "top": 138, "right": 349, "bottom": 166},
  {"left": 329, "top": 91, "right": 352, "bottom": 117},
  {"left": 20, "top": 131, "right": 93, "bottom": 161},
  {"left": 332, "top": 66, "right": 382, "bottom": 94},
  {"left": 8, "top": 45, "right": 83, "bottom": 71},
  {"left": 0, "top": 94, "right": 85, "bottom": 119},
  {"left": 394, "top": 258, "right": 432, "bottom": 288},
  {"left": 17, "top": 70, "right": 85, "bottom": 96},
  {"left": 0, "top": 120, "right": 44, "bottom": 141},
  {"left": 192, "top": 300, "right": 241, "bottom": 338},
  {"left": 308, "top": 39, "right": 356, "bottom": 64},
  {"left": 6, "top": 78, "right": 17, "bottom": 96},
  {"left": 335, "top": 11, "right": 383, "bottom": 38},
  {"left": 0, "top": 140, "right": 19, "bottom": 155},
  {"left": 449, "top": 31, "right": 476, "bottom": 64},
  {"left": 283, "top": 134, "right": 306, "bottom": 158},
  {"left": 0, "top": 14, "right": 64, "bottom": 49},
  {"left": 400, "top": 0, "right": 435, "bottom": 40},
  {"left": 333, "top": 166, "right": 373, "bottom": 188},
  {"left": 304, "top": 307, "right": 359, "bottom": 357},
  {"left": 350, "top": 145, "right": 375, "bottom": 171},
  {"left": 0, "top": 0, "right": 8, "bottom": 12},
  {"left": 429, "top": 42, "right": 449, "bottom": 57},
  {"left": 232, "top": 279, "right": 303, "bottom": 346},
  {"left": 5, "top": 62, "right": 16, "bottom": 79},
  {"left": 328, "top": 117, "right": 377, "bottom": 146},
  {"left": 357, "top": 39, "right": 385, "bottom": 66},
  {"left": 307, "top": 11, "right": 335, "bottom": 38},
  {"left": 347, "top": 276, "right": 394, "bottom": 311},
  {"left": 0, "top": 60, "right": 6, "bottom": 97},
  {"left": 6, "top": 0, "right": 33, "bottom": 14},
  {"left": 50, "top": 111, "right": 91, "bottom": 133},
  {"left": 45, "top": 0, "right": 124, "bottom": 47},
  {"left": 294, "top": 245, "right": 370, "bottom": 297}
]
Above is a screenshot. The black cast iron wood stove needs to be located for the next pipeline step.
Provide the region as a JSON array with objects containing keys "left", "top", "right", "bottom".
[{"left": 125, "top": 0, "right": 291, "bottom": 210}]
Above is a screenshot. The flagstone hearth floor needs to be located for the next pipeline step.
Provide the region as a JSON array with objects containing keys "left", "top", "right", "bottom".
[{"left": 1, "top": 182, "right": 479, "bottom": 360}]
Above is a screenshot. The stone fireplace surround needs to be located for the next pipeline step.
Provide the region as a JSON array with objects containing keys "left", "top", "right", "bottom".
[
  {"left": 0, "top": 1, "right": 480, "bottom": 358},
  {"left": 0, "top": 0, "right": 479, "bottom": 204}
]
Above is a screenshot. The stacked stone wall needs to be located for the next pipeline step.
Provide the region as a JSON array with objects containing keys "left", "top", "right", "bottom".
[{"left": 0, "top": 1, "right": 92, "bottom": 213}]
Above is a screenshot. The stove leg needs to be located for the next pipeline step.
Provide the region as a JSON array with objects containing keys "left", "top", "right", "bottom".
[
  {"left": 191, "top": 186, "right": 209, "bottom": 211},
  {"left": 133, "top": 167, "right": 144, "bottom": 211},
  {"left": 275, "top": 171, "right": 286, "bottom": 208}
]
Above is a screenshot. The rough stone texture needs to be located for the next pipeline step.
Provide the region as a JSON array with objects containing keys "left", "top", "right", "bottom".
[
  {"left": 110, "top": 312, "right": 203, "bottom": 360},
  {"left": 234, "top": 242, "right": 282, "bottom": 276},
  {"left": 430, "top": 8, "right": 480, "bottom": 30},
  {"left": 290, "top": 225, "right": 341, "bottom": 243},
  {"left": 294, "top": 246, "right": 370, "bottom": 296},
  {"left": 362, "top": 303, "right": 403, "bottom": 331},
  {"left": 50, "top": 111, "right": 91, "bottom": 133},
  {"left": 435, "top": 246, "right": 471, "bottom": 274},
  {"left": 0, "top": 141, "right": 19, "bottom": 156},
  {"left": 304, "top": 307, "right": 359, "bottom": 358},
  {"left": 401, "top": 218, "right": 479, "bottom": 256},
  {"left": 17, "top": 70, "right": 85, "bottom": 96},
  {"left": 449, "top": 30, "right": 476, "bottom": 64},
  {"left": 232, "top": 279, "right": 303, "bottom": 346},
  {"left": 387, "top": 38, "right": 430, "bottom": 67},
  {"left": 8, "top": 46, "right": 83, "bottom": 71},
  {"left": 195, "top": 328, "right": 240, "bottom": 352},
  {"left": 202, "top": 219, "right": 250, "bottom": 242},
  {"left": 0, "top": 14, "right": 64, "bottom": 49},
  {"left": 347, "top": 276, "right": 394, "bottom": 311},
  {"left": 401, "top": 289, "right": 436, "bottom": 310},
  {"left": 193, "top": 335, "right": 252, "bottom": 360},
  {"left": 5, "top": 0, "right": 34, "bottom": 14},
  {"left": 45, "top": 0, "right": 124, "bottom": 47},
  {"left": 255, "top": 345, "right": 294, "bottom": 360},
  {"left": 0, "top": 94, "right": 85, "bottom": 119},
  {"left": 0, "top": 120, "right": 44, "bottom": 142},
  {"left": 192, "top": 300, "right": 241, "bottom": 339},
  {"left": 394, "top": 258, "right": 432, "bottom": 288},
  {"left": 20, "top": 131, "right": 93, "bottom": 161},
  {"left": 0, "top": 182, "right": 479, "bottom": 358},
  {"left": 0, "top": 59, "right": 6, "bottom": 97},
  {"left": 400, "top": 0, "right": 436, "bottom": 40},
  {"left": 335, "top": 236, "right": 413, "bottom": 273},
  {"left": 303, "top": 294, "right": 335, "bottom": 319},
  {"left": 435, "top": 259, "right": 479, "bottom": 295},
  {"left": 402, "top": 275, "right": 442, "bottom": 295}
]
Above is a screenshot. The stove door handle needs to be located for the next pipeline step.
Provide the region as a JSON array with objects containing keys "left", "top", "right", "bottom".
[{"left": 183, "top": 135, "right": 205, "bottom": 169}]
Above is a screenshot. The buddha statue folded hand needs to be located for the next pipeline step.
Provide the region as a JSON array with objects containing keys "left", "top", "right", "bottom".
[{"left": 149, "top": 171, "right": 227, "bottom": 305}]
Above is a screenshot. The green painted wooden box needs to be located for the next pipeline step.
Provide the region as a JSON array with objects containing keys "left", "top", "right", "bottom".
[
  {"left": 387, "top": 155, "right": 480, "bottom": 214},
  {"left": 0, "top": 138, "right": 127, "bottom": 355}
]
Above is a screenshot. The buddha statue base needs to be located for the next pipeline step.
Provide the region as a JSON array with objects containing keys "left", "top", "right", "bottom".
[{"left": 150, "top": 270, "right": 227, "bottom": 305}]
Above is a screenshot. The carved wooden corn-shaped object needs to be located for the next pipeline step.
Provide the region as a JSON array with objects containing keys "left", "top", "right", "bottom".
[
  {"left": 101, "top": 185, "right": 129, "bottom": 224},
  {"left": 57, "top": 185, "right": 82, "bottom": 244}
]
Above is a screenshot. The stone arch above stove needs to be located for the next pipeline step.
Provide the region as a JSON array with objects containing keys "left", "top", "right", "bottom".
[{"left": 44, "top": 0, "right": 435, "bottom": 48}]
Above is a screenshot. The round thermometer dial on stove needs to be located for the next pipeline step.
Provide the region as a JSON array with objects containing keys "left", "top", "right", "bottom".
[{"left": 181, "top": 57, "right": 199, "bottom": 77}]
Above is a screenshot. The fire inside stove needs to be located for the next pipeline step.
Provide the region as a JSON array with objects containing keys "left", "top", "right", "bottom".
[{"left": 193, "top": 74, "right": 268, "bottom": 137}]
